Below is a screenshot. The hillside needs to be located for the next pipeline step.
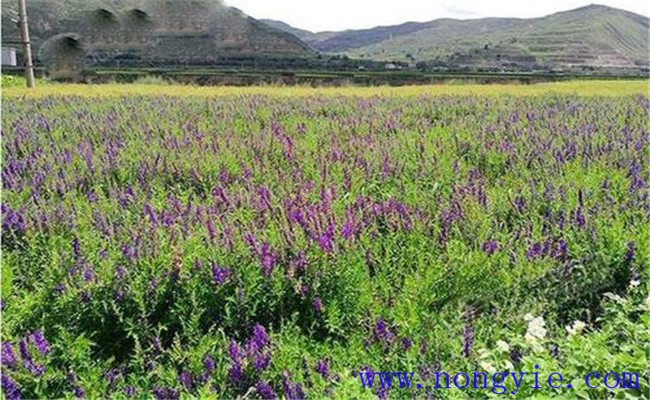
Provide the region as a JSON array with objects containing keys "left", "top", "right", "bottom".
[
  {"left": 266, "top": 4, "right": 649, "bottom": 69},
  {"left": 1, "top": 0, "right": 315, "bottom": 77}
]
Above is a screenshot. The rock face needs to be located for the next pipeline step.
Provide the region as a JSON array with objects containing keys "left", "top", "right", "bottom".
[{"left": 2, "top": 0, "right": 314, "bottom": 78}]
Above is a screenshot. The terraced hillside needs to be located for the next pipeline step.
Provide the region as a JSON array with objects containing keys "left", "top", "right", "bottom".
[
  {"left": 265, "top": 5, "right": 649, "bottom": 69},
  {"left": 1, "top": 0, "right": 314, "bottom": 78}
]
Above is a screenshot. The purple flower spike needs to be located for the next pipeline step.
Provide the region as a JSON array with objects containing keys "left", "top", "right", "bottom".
[
  {"left": 73, "top": 386, "right": 85, "bottom": 399},
  {"left": 625, "top": 241, "right": 635, "bottom": 263},
  {"left": 374, "top": 318, "right": 394, "bottom": 343},
  {"left": 315, "top": 359, "right": 330, "bottom": 379},
  {"left": 19, "top": 339, "right": 44, "bottom": 377},
  {"left": 203, "top": 355, "right": 215, "bottom": 374},
  {"left": 251, "top": 324, "right": 270, "bottom": 349},
  {"left": 179, "top": 370, "right": 193, "bottom": 390},
  {"left": 123, "top": 386, "right": 136, "bottom": 397},
  {"left": 259, "top": 242, "right": 278, "bottom": 277},
  {"left": 1, "top": 374, "right": 22, "bottom": 400},
  {"left": 29, "top": 330, "right": 50, "bottom": 356},
  {"left": 211, "top": 263, "right": 232, "bottom": 286},
  {"left": 481, "top": 240, "right": 499, "bottom": 255},
  {"left": 574, "top": 207, "right": 586, "bottom": 228},
  {"left": 2, "top": 342, "right": 17, "bottom": 369},
  {"left": 256, "top": 380, "right": 277, "bottom": 400},
  {"left": 312, "top": 297, "right": 324, "bottom": 315}
]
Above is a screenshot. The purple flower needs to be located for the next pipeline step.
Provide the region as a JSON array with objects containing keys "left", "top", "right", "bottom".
[
  {"left": 227, "top": 340, "right": 244, "bottom": 384},
  {"left": 228, "top": 362, "right": 244, "bottom": 384},
  {"left": 256, "top": 380, "right": 277, "bottom": 400},
  {"left": 55, "top": 283, "right": 66, "bottom": 295},
  {"left": 526, "top": 243, "right": 543, "bottom": 260},
  {"left": 551, "top": 240, "right": 568, "bottom": 260},
  {"left": 123, "top": 386, "right": 136, "bottom": 397},
  {"left": 228, "top": 340, "right": 242, "bottom": 362},
  {"left": 574, "top": 207, "right": 586, "bottom": 229},
  {"left": 178, "top": 371, "right": 193, "bottom": 390},
  {"left": 1, "top": 374, "right": 21, "bottom": 400},
  {"left": 462, "top": 324, "right": 474, "bottom": 358},
  {"left": 86, "top": 190, "right": 98, "bottom": 203},
  {"left": 317, "top": 223, "right": 335, "bottom": 253},
  {"left": 243, "top": 325, "right": 272, "bottom": 371},
  {"left": 152, "top": 337, "right": 162, "bottom": 354},
  {"left": 625, "top": 242, "right": 635, "bottom": 263},
  {"left": 73, "top": 386, "right": 85, "bottom": 399},
  {"left": 312, "top": 297, "right": 323, "bottom": 315},
  {"left": 80, "top": 290, "right": 91, "bottom": 303},
  {"left": 144, "top": 203, "right": 158, "bottom": 226},
  {"left": 210, "top": 263, "right": 231, "bottom": 286},
  {"left": 82, "top": 268, "right": 95, "bottom": 283},
  {"left": 315, "top": 359, "right": 330, "bottom": 379},
  {"left": 29, "top": 330, "right": 50, "bottom": 356},
  {"left": 2, "top": 342, "right": 16, "bottom": 369},
  {"left": 19, "top": 339, "right": 44, "bottom": 377},
  {"left": 376, "top": 387, "right": 390, "bottom": 399},
  {"left": 290, "top": 251, "right": 307, "bottom": 273},
  {"left": 105, "top": 369, "right": 121, "bottom": 388},
  {"left": 481, "top": 240, "right": 499, "bottom": 256},
  {"left": 259, "top": 242, "right": 278, "bottom": 277},
  {"left": 513, "top": 196, "right": 526, "bottom": 213},
  {"left": 374, "top": 318, "right": 394, "bottom": 342},
  {"left": 72, "top": 238, "right": 81, "bottom": 258},
  {"left": 252, "top": 351, "right": 271, "bottom": 371},
  {"left": 281, "top": 372, "right": 305, "bottom": 400},
  {"left": 115, "top": 266, "right": 126, "bottom": 280},
  {"left": 203, "top": 355, "right": 215, "bottom": 374},
  {"left": 152, "top": 387, "right": 179, "bottom": 400},
  {"left": 250, "top": 324, "right": 270, "bottom": 350},
  {"left": 401, "top": 337, "right": 413, "bottom": 351},
  {"left": 258, "top": 186, "right": 272, "bottom": 210}
]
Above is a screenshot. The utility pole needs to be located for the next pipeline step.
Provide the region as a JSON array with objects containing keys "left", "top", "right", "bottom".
[{"left": 17, "top": 0, "right": 35, "bottom": 88}]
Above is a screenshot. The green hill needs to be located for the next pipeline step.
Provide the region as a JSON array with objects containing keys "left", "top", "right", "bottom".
[
  {"left": 2, "top": 0, "right": 315, "bottom": 78},
  {"left": 265, "top": 4, "right": 649, "bottom": 69}
]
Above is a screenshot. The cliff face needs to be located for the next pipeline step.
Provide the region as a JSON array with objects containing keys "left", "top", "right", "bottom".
[{"left": 2, "top": 0, "right": 314, "bottom": 78}]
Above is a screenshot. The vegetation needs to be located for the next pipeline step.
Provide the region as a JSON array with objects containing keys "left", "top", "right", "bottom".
[
  {"left": 268, "top": 5, "right": 649, "bottom": 70},
  {"left": 1, "top": 0, "right": 314, "bottom": 79},
  {"left": 1, "top": 83, "right": 648, "bottom": 399}
]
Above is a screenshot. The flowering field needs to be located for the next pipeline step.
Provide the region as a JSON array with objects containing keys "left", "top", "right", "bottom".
[{"left": 1, "top": 83, "right": 649, "bottom": 399}]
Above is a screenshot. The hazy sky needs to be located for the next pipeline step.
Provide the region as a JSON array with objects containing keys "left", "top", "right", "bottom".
[{"left": 225, "top": 0, "right": 650, "bottom": 32}]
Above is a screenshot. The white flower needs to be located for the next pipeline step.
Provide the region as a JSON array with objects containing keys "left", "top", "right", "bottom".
[
  {"left": 496, "top": 340, "right": 510, "bottom": 352},
  {"left": 524, "top": 313, "right": 535, "bottom": 321},
  {"left": 526, "top": 316, "right": 547, "bottom": 339},
  {"left": 629, "top": 279, "right": 640, "bottom": 288},
  {"left": 604, "top": 292, "right": 623, "bottom": 303},
  {"left": 480, "top": 361, "right": 496, "bottom": 374},
  {"left": 566, "top": 320, "right": 586, "bottom": 336},
  {"left": 524, "top": 332, "right": 537, "bottom": 345},
  {"left": 503, "top": 360, "right": 514, "bottom": 370}
]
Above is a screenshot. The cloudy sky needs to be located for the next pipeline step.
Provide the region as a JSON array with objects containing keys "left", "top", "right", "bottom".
[{"left": 225, "top": 0, "right": 650, "bottom": 32}]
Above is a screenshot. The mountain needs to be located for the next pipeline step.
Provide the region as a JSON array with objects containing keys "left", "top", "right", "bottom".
[
  {"left": 1, "top": 0, "right": 315, "bottom": 78},
  {"left": 264, "top": 4, "right": 649, "bottom": 69}
]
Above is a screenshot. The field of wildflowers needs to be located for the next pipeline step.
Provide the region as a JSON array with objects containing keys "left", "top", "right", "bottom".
[{"left": 1, "top": 82, "right": 649, "bottom": 399}]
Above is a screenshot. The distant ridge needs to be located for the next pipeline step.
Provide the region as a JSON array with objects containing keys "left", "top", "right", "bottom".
[{"left": 263, "top": 4, "right": 650, "bottom": 69}]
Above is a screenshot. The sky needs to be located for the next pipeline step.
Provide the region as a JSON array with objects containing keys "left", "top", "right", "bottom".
[{"left": 225, "top": 0, "right": 650, "bottom": 32}]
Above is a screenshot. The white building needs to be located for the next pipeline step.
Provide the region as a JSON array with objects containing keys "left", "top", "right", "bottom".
[{"left": 2, "top": 47, "right": 17, "bottom": 66}]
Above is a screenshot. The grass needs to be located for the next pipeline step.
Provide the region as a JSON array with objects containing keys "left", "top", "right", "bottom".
[{"left": 3, "top": 79, "right": 649, "bottom": 98}]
